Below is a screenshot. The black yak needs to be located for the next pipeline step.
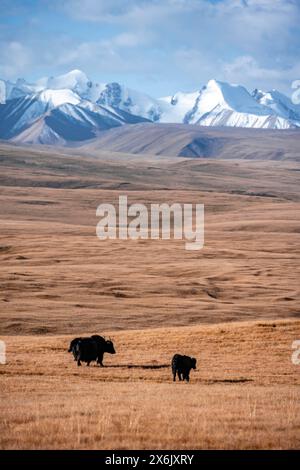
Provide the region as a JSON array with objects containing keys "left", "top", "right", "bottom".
[
  {"left": 68, "top": 335, "right": 116, "bottom": 366},
  {"left": 68, "top": 337, "right": 82, "bottom": 360},
  {"left": 171, "top": 354, "right": 197, "bottom": 382}
]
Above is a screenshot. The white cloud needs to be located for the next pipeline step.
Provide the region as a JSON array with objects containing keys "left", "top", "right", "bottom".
[
  {"left": 112, "top": 33, "right": 140, "bottom": 48},
  {"left": 0, "top": 0, "right": 299, "bottom": 96},
  {"left": 60, "top": 0, "right": 163, "bottom": 23},
  {"left": 223, "top": 56, "right": 283, "bottom": 82},
  {"left": 223, "top": 55, "right": 300, "bottom": 94},
  {"left": 49, "top": 37, "right": 159, "bottom": 79},
  {"left": 0, "top": 42, "right": 32, "bottom": 79}
]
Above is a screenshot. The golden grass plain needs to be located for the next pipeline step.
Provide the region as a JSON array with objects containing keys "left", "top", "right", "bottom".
[
  {"left": 0, "top": 143, "right": 299, "bottom": 449},
  {"left": 1, "top": 319, "right": 300, "bottom": 449}
]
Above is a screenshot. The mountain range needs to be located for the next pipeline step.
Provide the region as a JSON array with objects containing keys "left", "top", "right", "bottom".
[{"left": 0, "top": 69, "right": 299, "bottom": 146}]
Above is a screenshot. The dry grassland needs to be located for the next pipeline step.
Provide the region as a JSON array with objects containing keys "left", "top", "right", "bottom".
[
  {"left": 0, "top": 144, "right": 299, "bottom": 449},
  {"left": 0, "top": 183, "right": 299, "bottom": 333},
  {"left": 1, "top": 319, "right": 299, "bottom": 449}
]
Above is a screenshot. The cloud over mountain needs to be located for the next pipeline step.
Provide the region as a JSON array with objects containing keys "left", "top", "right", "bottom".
[{"left": 0, "top": 1, "right": 299, "bottom": 97}]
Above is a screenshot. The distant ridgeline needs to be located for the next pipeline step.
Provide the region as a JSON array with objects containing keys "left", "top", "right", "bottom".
[{"left": 0, "top": 69, "right": 300, "bottom": 146}]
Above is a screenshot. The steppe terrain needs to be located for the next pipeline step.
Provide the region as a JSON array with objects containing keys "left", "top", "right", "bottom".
[
  {"left": 80, "top": 123, "right": 300, "bottom": 160},
  {"left": 0, "top": 141, "right": 299, "bottom": 449},
  {"left": 1, "top": 319, "right": 299, "bottom": 449}
]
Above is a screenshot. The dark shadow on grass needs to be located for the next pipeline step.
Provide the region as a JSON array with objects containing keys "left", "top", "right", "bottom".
[
  {"left": 106, "top": 364, "right": 169, "bottom": 370},
  {"left": 206, "top": 378, "right": 253, "bottom": 384}
]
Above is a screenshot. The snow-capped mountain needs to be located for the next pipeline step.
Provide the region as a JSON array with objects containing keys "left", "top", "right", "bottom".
[
  {"left": 0, "top": 69, "right": 299, "bottom": 146},
  {"left": 0, "top": 89, "right": 83, "bottom": 139},
  {"left": 0, "top": 78, "right": 38, "bottom": 103},
  {"left": 0, "top": 95, "right": 51, "bottom": 139},
  {"left": 159, "top": 80, "right": 297, "bottom": 129},
  {"left": 96, "top": 82, "right": 161, "bottom": 122},
  {"left": 12, "top": 101, "right": 148, "bottom": 145},
  {"left": 252, "top": 88, "right": 300, "bottom": 125},
  {"left": 35, "top": 69, "right": 107, "bottom": 103},
  {"left": 158, "top": 91, "right": 200, "bottom": 123},
  {"left": 0, "top": 71, "right": 150, "bottom": 144},
  {"left": 29, "top": 70, "right": 161, "bottom": 120}
]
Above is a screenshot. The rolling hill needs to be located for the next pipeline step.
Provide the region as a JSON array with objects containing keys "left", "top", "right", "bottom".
[{"left": 79, "top": 123, "right": 300, "bottom": 161}]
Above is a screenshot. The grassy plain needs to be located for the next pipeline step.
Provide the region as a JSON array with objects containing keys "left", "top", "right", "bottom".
[{"left": 0, "top": 143, "right": 299, "bottom": 448}]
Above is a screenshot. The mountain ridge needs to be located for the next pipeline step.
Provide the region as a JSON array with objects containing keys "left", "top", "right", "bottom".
[
  {"left": 0, "top": 70, "right": 300, "bottom": 146},
  {"left": 78, "top": 123, "right": 300, "bottom": 162}
]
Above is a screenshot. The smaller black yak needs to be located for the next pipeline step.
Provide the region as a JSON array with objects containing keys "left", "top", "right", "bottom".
[
  {"left": 68, "top": 335, "right": 116, "bottom": 367},
  {"left": 171, "top": 354, "right": 197, "bottom": 382}
]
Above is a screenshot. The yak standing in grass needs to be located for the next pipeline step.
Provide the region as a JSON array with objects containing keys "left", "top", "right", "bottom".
[
  {"left": 171, "top": 354, "right": 197, "bottom": 382},
  {"left": 68, "top": 337, "right": 82, "bottom": 361},
  {"left": 68, "top": 335, "right": 116, "bottom": 367}
]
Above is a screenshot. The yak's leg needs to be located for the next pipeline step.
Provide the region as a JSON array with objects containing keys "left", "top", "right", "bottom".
[
  {"left": 77, "top": 358, "right": 81, "bottom": 366},
  {"left": 86, "top": 361, "right": 90, "bottom": 366},
  {"left": 173, "top": 370, "right": 176, "bottom": 382},
  {"left": 97, "top": 352, "right": 104, "bottom": 367},
  {"left": 178, "top": 371, "right": 182, "bottom": 381}
]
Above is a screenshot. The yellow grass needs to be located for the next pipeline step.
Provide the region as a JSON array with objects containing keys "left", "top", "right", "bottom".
[
  {"left": 0, "top": 145, "right": 299, "bottom": 449},
  {"left": 1, "top": 319, "right": 299, "bottom": 449},
  {"left": 0, "top": 186, "right": 299, "bottom": 334}
]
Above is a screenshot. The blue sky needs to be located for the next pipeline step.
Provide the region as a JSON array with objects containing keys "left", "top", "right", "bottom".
[{"left": 0, "top": 0, "right": 299, "bottom": 97}]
